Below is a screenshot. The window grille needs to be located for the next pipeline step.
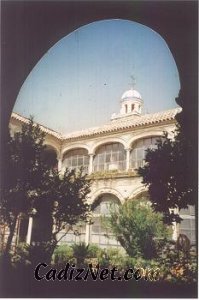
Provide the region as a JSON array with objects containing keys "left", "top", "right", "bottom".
[
  {"left": 130, "top": 137, "right": 161, "bottom": 169},
  {"left": 63, "top": 149, "right": 89, "bottom": 173},
  {"left": 93, "top": 143, "right": 126, "bottom": 172}
]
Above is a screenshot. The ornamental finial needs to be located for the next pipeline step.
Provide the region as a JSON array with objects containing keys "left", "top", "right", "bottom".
[{"left": 130, "top": 75, "right": 136, "bottom": 89}]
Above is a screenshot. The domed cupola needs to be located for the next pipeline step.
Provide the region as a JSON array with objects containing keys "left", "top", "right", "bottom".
[
  {"left": 121, "top": 89, "right": 142, "bottom": 101},
  {"left": 111, "top": 77, "right": 144, "bottom": 121},
  {"left": 120, "top": 88, "right": 143, "bottom": 116}
]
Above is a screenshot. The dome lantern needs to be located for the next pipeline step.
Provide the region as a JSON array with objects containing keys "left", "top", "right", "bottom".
[
  {"left": 111, "top": 78, "right": 144, "bottom": 121},
  {"left": 120, "top": 88, "right": 143, "bottom": 116}
]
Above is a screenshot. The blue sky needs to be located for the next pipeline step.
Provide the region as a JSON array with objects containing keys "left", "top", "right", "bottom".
[{"left": 14, "top": 19, "right": 180, "bottom": 134}]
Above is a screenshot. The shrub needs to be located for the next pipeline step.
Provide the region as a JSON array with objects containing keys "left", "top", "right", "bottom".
[
  {"left": 87, "top": 244, "right": 102, "bottom": 258},
  {"left": 106, "top": 199, "right": 171, "bottom": 259},
  {"left": 53, "top": 244, "right": 74, "bottom": 266},
  {"left": 122, "top": 256, "right": 162, "bottom": 281},
  {"left": 10, "top": 242, "right": 54, "bottom": 267},
  {"left": 72, "top": 242, "right": 89, "bottom": 266},
  {"left": 158, "top": 243, "right": 197, "bottom": 283},
  {"left": 11, "top": 243, "right": 30, "bottom": 267},
  {"left": 96, "top": 247, "right": 125, "bottom": 268},
  {"left": 28, "top": 241, "right": 55, "bottom": 265}
]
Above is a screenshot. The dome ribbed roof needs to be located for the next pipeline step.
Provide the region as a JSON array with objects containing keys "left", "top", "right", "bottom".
[{"left": 121, "top": 89, "right": 142, "bottom": 100}]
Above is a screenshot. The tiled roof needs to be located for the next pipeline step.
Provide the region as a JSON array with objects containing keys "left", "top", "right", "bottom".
[
  {"left": 11, "top": 112, "right": 62, "bottom": 139},
  {"left": 62, "top": 107, "right": 181, "bottom": 140},
  {"left": 11, "top": 107, "right": 181, "bottom": 141}
]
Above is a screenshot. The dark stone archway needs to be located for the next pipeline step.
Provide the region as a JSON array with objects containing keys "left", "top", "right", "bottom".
[
  {"left": 1, "top": 1, "right": 197, "bottom": 125},
  {"left": 1, "top": 0, "right": 197, "bottom": 211},
  {"left": 1, "top": 1, "right": 198, "bottom": 252}
]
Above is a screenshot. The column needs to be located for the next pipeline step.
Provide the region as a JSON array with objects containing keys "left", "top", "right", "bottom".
[
  {"left": 26, "top": 216, "right": 33, "bottom": 245},
  {"left": 88, "top": 154, "right": 94, "bottom": 174},
  {"left": 125, "top": 148, "right": 131, "bottom": 171},
  {"left": 172, "top": 222, "right": 178, "bottom": 241},
  {"left": 15, "top": 216, "right": 21, "bottom": 247},
  {"left": 171, "top": 208, "right": 178, "bottom": 241},
  {"left": 85, "top": 223, "right": 91, "bottom": 246},
  {"left": 58, "top": 154, "right": 63, "bottom": 172}
]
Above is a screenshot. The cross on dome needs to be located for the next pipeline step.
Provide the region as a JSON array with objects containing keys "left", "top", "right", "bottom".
[
  {"left": 119, "top": 77, "right": 143, "bottom": 117},
  {"left": 122, "top": 74, "right": 142, "bottom": 100},
  {"left": 130, "top": 75, "right": 136, "bottom": 89},
  {"left": 111, "top": 79, "right": 144, "bottom": 121}
]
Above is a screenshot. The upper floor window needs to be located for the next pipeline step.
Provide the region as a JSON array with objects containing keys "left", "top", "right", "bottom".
[
  {"left": 93, "top": 143, "right": 126, "bottom": 172},
  {"left": 130, "top": 136, "right": 161, "bottom": 169},
  {"left": 62, "top": 148, "right": 89, "bottom": 173}
]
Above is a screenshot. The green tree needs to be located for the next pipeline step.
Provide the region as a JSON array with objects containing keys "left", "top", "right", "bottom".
[
  {"left": 0, "top": 118, "right": 54, "bottom": 257},
  {"left": 0, "top": 118, "right": 91, "bottom": 263},
  {"left": 138, "top": 127, "right": 195, "bottom": 224},
  {"left": 106, "top": 199, "right": 170, "bottom": 259},
  {"left": 33, "top": 168, "right": 91, "bottom": 262}
]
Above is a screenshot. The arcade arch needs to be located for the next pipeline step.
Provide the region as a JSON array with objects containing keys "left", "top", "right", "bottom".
[
  {"left": 93, "top": 142, "right": 126, "bottom": 172},
  {"left": 90, "top": 193, "right": 121, "bottom": 247},
  {"left": 130, "top": 135, "right": 163, "bottom": 169},
  {"left": 62, "top": 148, "right": 89, "bottom": 173}
]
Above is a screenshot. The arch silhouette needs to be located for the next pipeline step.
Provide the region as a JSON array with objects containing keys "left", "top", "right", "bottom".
[
  {"left": 91, "top": 138, "right": 127, "bottom": 155},
  {"left": 89, "top": 188, "right": 124, "bottom": 204},
  {"left": 2, "top": 2, "right": 197, "bottom": 130},
  {"left": 44, "top": 142, "right": 59, "bottom": 156},
  {"left": 91, "top": 192, "right": 121, "bottom": 208},
  {"left": 62, "top": 144, "right": 89, "bottom": 157},
  {"left": 1, "top": 3, "right": 197, "bottom": 226},
  {"left": 129, "top": 185, "right": 148, "bottom": 199},
  {"left": 128, "top": 132, "right": 164, "bottom": 149}
]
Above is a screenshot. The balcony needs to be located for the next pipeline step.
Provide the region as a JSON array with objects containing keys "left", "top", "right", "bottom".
[{"left": 89, "top": 168, "right": 138, "bottom": 180}]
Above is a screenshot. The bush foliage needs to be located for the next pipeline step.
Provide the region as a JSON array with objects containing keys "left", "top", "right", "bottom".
[
  {"left": 105, "top": 199, "right": 171, "bottom": 259},
  {"left": 138, "top": 129, "right": 195, "bottom": 224}
]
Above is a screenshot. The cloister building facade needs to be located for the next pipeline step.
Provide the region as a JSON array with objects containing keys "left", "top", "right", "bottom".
[{"left": 7, "top": 88, "right": 195, "bottom": 249}]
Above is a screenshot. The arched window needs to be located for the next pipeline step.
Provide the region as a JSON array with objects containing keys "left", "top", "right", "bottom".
[
  {"left": 62, "top": 148, "right": 89, "bottom": 172},
  {"left": 91, "top": 194, "right": 120, "bottom": 247},
  {"left": 130, "top": 136, "right": 161, "bottom": 169},
  {"left": 93, "top": 143, "right": 126, "bottom": 172}
]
